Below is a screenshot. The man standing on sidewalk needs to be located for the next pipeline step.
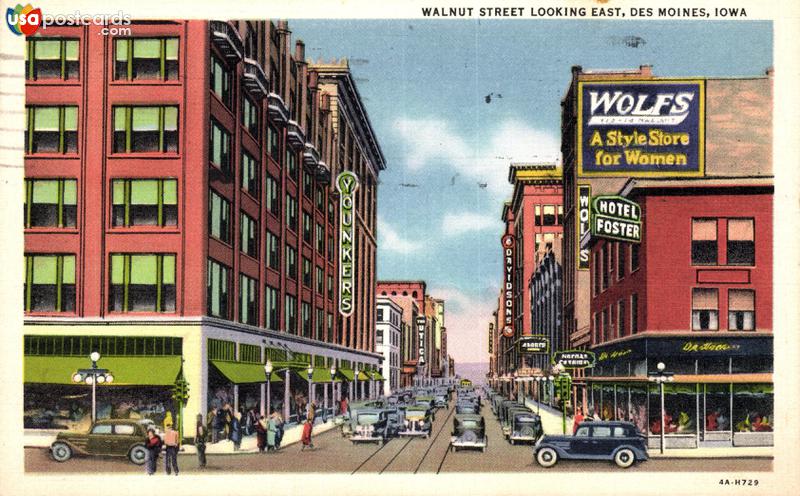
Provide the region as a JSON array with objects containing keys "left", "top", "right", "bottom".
[{"left": 163, "top": 421, "right": 180, "bottom": 476}]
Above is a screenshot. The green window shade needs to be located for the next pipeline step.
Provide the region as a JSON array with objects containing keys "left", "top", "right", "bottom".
[
  {"left": 61, "top": 256, "right": 75, "bottom": 284},
  {"left": 32, "top": 256, "right": 57, "bottom": 284},
  {"left": 112, "top": 180, "right": 125, "bottom": 205},
  {"left": 35, "top": 40, "right": 61, "bottom": 60},
  {"left": 115, "top": 39, "right": 129, "bottom": 61},
  {"left": 34, "top": 107, "right": 59, "bottom": 131},
  {"left": 110, "top": 255, "right": 125, "bottom": 284},
  {"left": 162, "top": 255, "right": 175, "bottom": 284},
  {"left": 130, "top": 180, "right": 159, "bottom": 205},
  {"left": 130, "top": 255, "right": 158, "bottom": 284},
  {"left": 164, "top": 107, "right": 178, "bottom": 131},
  {"left": 113, "top": 107, "right": 127, "bottom": 131},
  {"left": 165, "top": 38, "right": 178, "bottom": 60},
  {"left": 32, "top": 181, "right": 58, "bottom": 203},
  {"left": 132, "top": 107, "right": 160, "bottom": 131},
  {"left": 62, "top": 180, "right": 77, "bottom": 205},
  {"left": 133, "top": 39, "right": 161, "bottom": 58},
  {"left": 163, "top": 180, "right": 177, "bottom": 205},
  {"left": 65, "top": 40, "right": 78, "bottom": 61},
  {"left": 210, "top": 192, "right": 221, "bottom": 236},
  {"left": 63, "top": 107, "right": 77, "bottom": 131}
]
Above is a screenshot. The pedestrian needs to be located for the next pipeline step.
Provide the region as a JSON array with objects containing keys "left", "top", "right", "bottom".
[
  {"left": 339, "top": 395, "right": 349, "bottom": 416},
  {"left": 144, "top": 428, "right": 162, "bottom": 475},
  {"left": 307, "top": 401, "right": 316, "bottom": 424},
  {"left": 213, "top": 405, "right": 225, "bottom": 443},
  {"left": 267, "top": 410, "right": 278, "bottom": 452},
  {"left": 230, "top": 411, "right": 242, "bottom": 451},
  {"left": 207, "top": 408, "right": 217, "bottom": 444},
  {"left": 163, "top": 420, "right": 180, "bottom": 476},
  {"left": 223, "top": 403, "right": 233, "bottom": 440},
  {"left": 274, "top": 410, "right": 284, "bottom": 449},
  {"left": 195, "top": 414, "right": 207, "bottom": 469},
  {"left": 300, "top": 417, "right": 314, "bottom": 451},
  {"left": 572, "top": 409, "right": 585, "bottom": 435},
  {"left": 255, "top": 414, "right": 267, "bottom": 453}
]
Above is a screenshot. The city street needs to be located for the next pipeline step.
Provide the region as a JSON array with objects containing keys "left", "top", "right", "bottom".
[{"left": 25, "top": 402, "right": 771, "bottom": 474}]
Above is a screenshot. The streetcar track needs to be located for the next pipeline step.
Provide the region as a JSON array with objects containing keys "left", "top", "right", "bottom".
[
  {"left": 378, "top": 438, "right": 413, "bottom": 474},
  {"left": 350, "top": 437, "right": 394, "bottom": 474},
  {"left": 413, "top": 405, "right": 455, "bottom": 474}
]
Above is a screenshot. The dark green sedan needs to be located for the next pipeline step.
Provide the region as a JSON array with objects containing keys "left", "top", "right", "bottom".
[{"left": 49, "top": 419, "right": 153, "bottom": 465}]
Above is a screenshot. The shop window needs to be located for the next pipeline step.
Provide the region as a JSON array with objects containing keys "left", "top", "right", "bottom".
[
  {"left": 206, "top": 258, "right": 230, "bottom": 319},
  {"left": 115, "top": 38, "right": 178, "bottom": 81},
  {"left": 27, "top": 38, "right": 79, "bottom": 80},
  {"left": 208, "top": 190, "right": 230, "bottom": 243},
  {"left": 109, "top": 254, "right": 176, "bottom": 313},
  {"left": 265, "top": 285, "right": 279, "bottom": 330},
  {"left": 728, "top": 289, "right": 755, "bottom": 331},
  {"left": 727, "top": 219, "right": 755, "bottom": 266},
  {"left": 557, "top": 205, "right": 564, "bottom": 226},
  {"left": 534, "top": 205, "right": 542, "bottom": 226},
  {"left": 692, "top": 219, "right": 718, "bottom": 265},
  {"left": 242, "top": 95, "right": 259, "bottom": 137},
  {"left": 209, "top": 119, "right": 231, "bottom": 171},
  {"left": 239, "top": 274, "right": 258, "bottom": 326},
  {"left": 704, "top": 384, "right": 731, "bottom": 432},
  {"left": 302, "top": 257, "right": 312, "bottom": 287},
  {"left": 301, "top": 302, "right": 311, "bottom": 337},
  {"left": 316, "top": 266, "right": 324, "bottom": 294},
  {"left": 210, "top": 55, "right": 232, "bottom": 107},
  {"left": 543, "top": 205, "right": 556, "bottom": 226},
  {"left": 24, "top": 254, "right": 76, "bottom": 313},
  {"left": 266, "top": 231, "right": 280, "bottom": 270},
  {"left": 692, "top": 288, "right": 719, "bottom": 331},
  {"left": 649, "top": 383, "right": 697, "bottom": 435},
  {"left": 240, "top": 213, "right": 258, "bottom": 259},
  {"left": 285, "top": 194, "right": 297, "bottom": 232},
  {"left": 267, "top": 125, "right": 280, "bottom": 163},
  {"left": 112, "top": 179, "right": 177, "bottom": 227},
  {"left": 285, "top": 245, "right": 297, "bottom": 280},
  {"left": 241, "top": 151, "right": 259, "bottom": 198},
  {"left": 733, "top": 384, "right": 773, "bottom": 432},
  {"left": 24, "top": 179, "right": 77, "bottom": 228},
  {"left": 302, "top": 211, "right": 312, "bottom": 244},
  {"left": 26, "top": 106, "right": 78, "bottom": 154}
]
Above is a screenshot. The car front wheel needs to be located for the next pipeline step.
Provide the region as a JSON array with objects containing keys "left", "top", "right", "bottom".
[
  {"left": 536, "top": 447, "right": 558, "bottom": 468},
  {"left": 614, "top": 448, "right": 636, "bottom": 469},
  {"left": 50, "top": 442, "right": 72, "bottom": 462},
  {"left": 129, "top": 444, "right": 148, "bottom": 465}
]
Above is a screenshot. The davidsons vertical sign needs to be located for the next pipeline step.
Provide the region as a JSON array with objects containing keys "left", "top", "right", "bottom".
[
  {"left": 501, "top": 234, "right": 515, "bottom": 338},
  {"left": 337, "top": 171, "right": 358, "bottom": 316}
]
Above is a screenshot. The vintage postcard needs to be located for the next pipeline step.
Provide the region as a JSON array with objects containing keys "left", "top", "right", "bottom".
[{"left": 0, "top": 0, "right": 798, "bottom": 494}]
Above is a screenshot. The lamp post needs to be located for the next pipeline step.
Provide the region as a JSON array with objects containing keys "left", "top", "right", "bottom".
[
  {"left": 648, "top": 361, "right": 675, "bottom": 454},
  {"left": 329, "top": 365, "right": 337, "bottom": 417},
  {"left": 306, "top": 365, "right": 314, "bottom": 420},
  {"left": 264, "top": 360, "right": 273, "bottom": 417},
  {"left": 71, "top": 351, "right": 113, "bottom": 423}
]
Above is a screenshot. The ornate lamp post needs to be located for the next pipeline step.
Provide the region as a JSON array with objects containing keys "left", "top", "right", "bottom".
[
  {"left": 329, "top": 364, "right": 337, "bottom": 417},
  {"left": 648, "top": 361, "right": 675, "bottom": 454},
  {"left": 71, "top": 351, "right": 113, "bottom": 423},
  {"left": 264, "top": 360, "right": 273, "bottom": 416},
  {"left": 306, "top": 365, "right": 314, "bottom": 420}
]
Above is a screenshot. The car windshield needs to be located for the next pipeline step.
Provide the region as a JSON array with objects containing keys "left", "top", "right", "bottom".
[
  {"left": 407, "top": 408, "right": 426, "bottom": 415},
  {"left": 358, "top": 414, "right": 380, "bottom": 425},
  {"left": 459, "top": 420, "right": 479, "bottom": 429},
  {"left": 516, "top": 415, "right": 538, "bottom": 423}
]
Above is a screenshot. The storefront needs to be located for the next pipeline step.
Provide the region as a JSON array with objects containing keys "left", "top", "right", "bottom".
[{"left": 584, "top": 334, "right": 773, "bottom": 448}]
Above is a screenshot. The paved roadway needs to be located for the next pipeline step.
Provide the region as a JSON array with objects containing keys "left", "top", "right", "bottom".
[{"left": 25, "top": 401, "right": 772, "bottom": 474}]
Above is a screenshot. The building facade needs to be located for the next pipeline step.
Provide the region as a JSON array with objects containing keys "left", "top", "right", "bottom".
[
  {"left": 529, "top": 236, "right": 564, "bottom": 372},
  {"left": 376, "top": 297, "right": 402, "bottom": 395},
  {"left": 23, "top": 20, "right": 385, "bottom": 437},
  {"left": 377, "top": 280, "right": 427, "bottom": 385}
]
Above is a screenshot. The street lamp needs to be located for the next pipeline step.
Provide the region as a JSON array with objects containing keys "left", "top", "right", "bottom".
[
  {"left": 264, "top": 360, "right": 273, "bottom": 417},
  {"left": 307, "top": 365, "right": 314, "bottom": 420},
  {"left": 329, "top": 364, "right": 337, "bottom": 417},
  {"left": 648, "top": 361, "right": 675, "bottom": 454},
  {"left": 71, "top": 351, "right": 113, "bottom": 423}
]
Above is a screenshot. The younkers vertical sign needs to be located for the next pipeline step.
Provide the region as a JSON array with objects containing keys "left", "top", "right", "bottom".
[
  {"left": 578, "top": 80, "right": 705, "bottom": 177},
  {"left": 501, "top": 234, "right": 515, "bottom": 338},
  {"left": 337, "top": 171, "right": 358, "bottom": 316}
]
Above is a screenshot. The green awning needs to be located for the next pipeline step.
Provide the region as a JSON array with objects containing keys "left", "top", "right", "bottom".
[
  {"left": 210, "top": 360, "right": 283, "bottom": 384},
  {"left": 293, "top": 368, "right": 338, "bottom": 383},
  {"left": 338, "top": 368, "right": 355, "bottom": 381},
  {"left": 357, "top": 371, "right": 371, "bottom": 381},
  {"left": 25, "top": 356, "right": 182, "bottom": 386},
  {"left": 370, "top": 371, "right": 386, "bottom": 381}
]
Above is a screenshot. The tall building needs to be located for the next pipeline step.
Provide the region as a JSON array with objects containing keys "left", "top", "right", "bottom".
[
  {"left": 23, "top": 20, "right": 385, "bottom": 437},
  {"left": 376, "top": 297, "right": 401, "bottom": 395},
  {"left": 529, "top": 236, "right": 564, "bottom": 372}
]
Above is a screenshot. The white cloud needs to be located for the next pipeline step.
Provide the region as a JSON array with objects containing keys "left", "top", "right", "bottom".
[
  {"left": 392, "top": 117, "right": 561, "bottom": 195},
  {"left": 441, "top": 211, "right": 498, "bottom": 237},
  {"left": 378, "top": 217, "right": 423, "bottom": 254}
]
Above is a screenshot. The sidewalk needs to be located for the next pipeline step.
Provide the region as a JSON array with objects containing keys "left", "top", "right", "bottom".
[{"left": 522, "top": 397, "right": 773, "bottom": 459}]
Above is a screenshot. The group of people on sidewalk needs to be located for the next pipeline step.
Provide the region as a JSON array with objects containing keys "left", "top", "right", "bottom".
[
  {"left": 254, "top": 409, "right": 285, "bottom": 453},
  {"left": 144, "top": 420, "right": 181, "bottom": 475}
]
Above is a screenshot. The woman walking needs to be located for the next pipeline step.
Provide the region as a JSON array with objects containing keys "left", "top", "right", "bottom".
[
  {"left": 144, "top": 428, "right": 162, "bottom": 475},
  {"left": 267, "top": 411, "right": 278, "bottom": 452},
  {"left": 230, "top": 411, "right": 243, "bottom": 451},
  {"left": 255, "top": 414, "right": 267, "bottom": 453}
]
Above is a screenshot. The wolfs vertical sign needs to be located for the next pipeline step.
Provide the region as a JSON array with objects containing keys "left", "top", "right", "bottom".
[
  {"left": 501, "top": 234, "right": 515, "bottom": 338},
  {"left": 337, "top": 171, "right": 358, "bottom": 316}
]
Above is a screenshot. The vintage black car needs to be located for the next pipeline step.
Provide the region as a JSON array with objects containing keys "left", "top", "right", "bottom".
[
  {"left": 450, "top": 414, "right": 487, "bottom": 452},
  {"left": 399, "top": 405, "right": 433, "bottom": 438},
  {"left": 350, "top": 409, "right": 390, "bottom": 445},
  {"left": 455, "top": 402, "right": 479, "bottom": 415},
  {"left": 491, "top": 394, "right": 505, "bottom": 416},
  {"left": 501, "top": 405, "right": 533, "bottom": 437},
  {"left": 381, "top": 407, "right": 405, "bottom": 438},
  {"left": 49, "top": 419, "right": 151, "bottom": 465},
  {"left": 534, "top": 421, "right": 649, "bottom": 468},
  {"left": 508, "top": 411, "right": 543, "bottom": 445},
  {"left": 433, "top": 392, "right": 449, "bottom": 409}
]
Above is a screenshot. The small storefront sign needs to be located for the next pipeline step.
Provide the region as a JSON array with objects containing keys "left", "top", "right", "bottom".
[
  {"left": 501, "top": 234, "right": 515, "bottom": 337},
  {"left": 519, "top": 335, "right": 549, "bottom": 354},
  {"left": 553, "top": 350, "right": 596, "bottom": 369},
  {"left": 336, "top": 171, "right": 358, "bottom": 316}
]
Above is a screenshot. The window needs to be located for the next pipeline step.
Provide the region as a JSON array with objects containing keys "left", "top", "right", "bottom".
[
  {"left": 113, "top": 106, "right": 178, "bottom": 153},
  {"left": 241, "top": 151, "right": 259, "bottom": 197},
  {"left": 327, "top": 234, "right": 334, "bottom": 261},
  {"left": 534, "top": 205, "right": 541, "bottom": 226},
  {"left": 376, "top": 329, "right": 383, "bottom": 344},
  {"left": 302, "top": 302, "right": 311, "bottom": 337},
  {"left": 287, "top": 149, "right": 298, "bottom": 181},
  {"left": 239, "top": 274, "right": 257, "bottom": 326},
  {"left": 631, "top": 293, "right": 639, "bottom": 334},
  {"left": 26, "top": 106, "right": 78, "bottom": 154},
  {"left": 265, "top": 285, "right": 279, "bottom": 329},
  {"left": 316, "top": 223, "right": 324, "bottom": 252},
  {"left": 327, "top": 274, "right": 333, "bottom": 299},
  {"left": 24, "top": 179, "right": 77, "bottom": 228},
  {"left": 240, "top": 213, "right": 258, "bottom": 258},
  {"left": 316, "top": 187, "right": 325, "bottom": 211},
  {"left": 208, "top": 190, "right": 230, "bottom": 243},
  {"left": 303, "top": 172, "right": 313, "bottom": 198},
  {"left": 112, "top": 179, "right": 177, "bottom": 227},
  {"left": 266, "top": 173, "right": 280, "bottom": 216},
  {"left": 302, "top": 257, "right": 312, "bottom": 287},
  {"left": 315, "top": 308, "right": 324, "bottom": 341},
  {"left": 316, "top": 266, "right": 324, "bottom": 294},
  {"left": 266, "top": 231, "right": 280, "bottom": 270},
  {"left": 26, "top": 38, "right": 78, "bottom": 80},
  {"left": 109, "top": 254, "right": 176, "bottom": 313},
  {"left": 285, "top": 245, "right": 297, "bottom": 279},
  {"left": 543, "top": 205, "right": 556, "bottom": 226},
  {"left": 92, "top": 425, "right": 113, "bottom": 434},
  {"left": 286, "top": 194, "right": 297, "bottom": 231},
  {"left": 557, "top": 205, "right": 564, "bottom": 225},
  {"left": 285, "top": 294, "right": 297, "bottom": 333},
  {"left": 377, "top": 308, "right": 384, "bottom": 322},
  {"left": 727, "top": 219, "right": 755, "bottom": 265},
  {"left": 617, "top": 242, "right": 626, "bottom": 280},
  {"left": 267, "top": 125, "right": 280, "bottom": 162},
  {"left": 242, "top": 96, "right": 259, "bottom": 137},
  {"left": 327, "top": 313, "right": 333, "bottom": 341},
  {"left": 207, "top": 258, "right": 230, "bottom": 318},
  {"left": 535, "top": 233, "right": 543, "bottom": 252},
  {"left": 592, "top": 426, "right": 612, "bottom": 437},
  {"left": 601, "top": 245, "right": 609, "bottom": 291},
  {"left": 328, "top": 200, "right": 335, "bottom": 224},
  {"left": 210, "top": 55, "right": 232, "bottom": 107},
  {"left": 575, "top": 426, "right": 590, "bottom": 437},
  {"left": 115, "top": 38, "right": 178, "bottom": 81},
  {"left": 617, "top": 299, "right": 626, "bottom": 337},
  {"left": 209, "top": 120, "right": 231, "bottom": 172},
  {"left": 602, "top": 308, "right": 609, "bottom": 342},
  {"left": 692, "top": 288, "right": 719, "bottom": 331},
  {"left": 302, "top": 212, "right": 312, "bottom": 244},
  {"left": 692, "top": 219, "right": 718, "bottom": 265},
  {"left": 728, "top": 289, "right": 755, "bottom": 331},
  {"left": 114, "top": 424, "right": 136, "bottom": 435},
  {"left": 24, "top": 254, "right": 76, "bottom": 312},
  {"left": 631, "top": 243, "right": 640, "bottom": 272}
]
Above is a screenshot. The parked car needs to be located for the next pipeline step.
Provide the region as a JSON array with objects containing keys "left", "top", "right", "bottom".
[
  {"left": 508, "top": 411, "right": 543, "bottom": 445},
  {"left": 502, "top": 406, "right": 533, "bottom": 437},
  {"left": 350, "top": 409, "right": 390, "bottom": 445},
  {"left": 491, "top": 394, "right": 505, "bottom": 416},
  {"left": 534, "top": 421, "right": 649, "bottom": 469},
  {"left": 49, "top": 419, "right": 149, "bottom": 465},
  {"left": 455, "top": 402, "right": 479, "bottom": 415},
  {"left": 382, "top": 407, "right": 405, "bottom": 438},
  {"left": 433, "top": 392, "right": 449, "bottom": 409},
  {"left": 399, "top": 405, "right": 433, "bottom": 438},
  {"left": 450, "top": 414, "right": 487, "bottom": 452}
]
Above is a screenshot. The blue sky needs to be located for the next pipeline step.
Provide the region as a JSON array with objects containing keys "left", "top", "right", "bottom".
[{"left": 289, "top": 20, "right": 773, "bottom": 364}]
